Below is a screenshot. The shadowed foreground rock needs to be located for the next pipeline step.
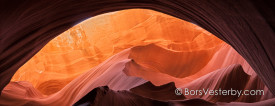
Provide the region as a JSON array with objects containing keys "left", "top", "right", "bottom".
[{"left": 73, "top": 86, "right": 215, "bottom": 106}]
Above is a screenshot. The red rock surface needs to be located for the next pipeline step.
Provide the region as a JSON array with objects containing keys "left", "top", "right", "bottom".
[
  {"left": 1, "top": 1, "right": 275, "bottom": 105},
  {"left": 11, "top": 9, "right": 223, "bottom": 95}
]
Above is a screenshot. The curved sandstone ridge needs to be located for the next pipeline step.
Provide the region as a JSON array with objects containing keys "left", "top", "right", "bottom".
[
  {"left": 129, "top": 44, "right": 220, "bottom": 78},
  {"left": 123, "top": 43, "right": 258, "bottom": 87},
  {"left": 0, "top": 1, "right": 275, "bottom": 105},
  {"left": 1, "top": 1, "right": 275, "bottom": 99},
  {"left": 1, "top": 44, "right": 274, "bottom": 105},
  {"left": 10, "top": 9, "right": 223, "bottom": 95},
  {"left": 73, "top": 63, "right": 274, "bottom": 106},
  {"left": 0, "top": 49, "right": 147, "bottom": 105}
]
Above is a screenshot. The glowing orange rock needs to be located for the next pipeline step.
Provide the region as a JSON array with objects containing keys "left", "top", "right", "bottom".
[{"left": 11, "top": 9, "right": 223, "bottom": 95}]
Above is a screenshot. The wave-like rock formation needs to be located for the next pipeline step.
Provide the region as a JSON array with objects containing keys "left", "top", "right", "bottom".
[
  {"left": 0, "top": 49, "right": 147, "bottom": 105},
  {"left": 123, "top": 43, "right": 257, "bottom": 87},
  {"left": 1, "top": 44, "right": 275, "bottom": 105},
  {"left": 1, "top": 1, "right": 275, "bottom": 105},
  {"left": 10, "top": 9, "right": 223, "bottom": 95},
  {"left": 129, "top": 44, "right": 220, "bottom": 78},
  {"left": 73, "top": 63, "right": 275, "bottom": 106},
  {"left": 72, "top": 63, "right": 275, "bottom": 106},
  {"left": 1, "top": 0, "right": 275, "bottom": 96}
]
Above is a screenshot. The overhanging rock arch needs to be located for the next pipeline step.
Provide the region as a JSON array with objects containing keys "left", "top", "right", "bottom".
[{"left": 0, "top": 0, "right": 274, "bottom": 95}]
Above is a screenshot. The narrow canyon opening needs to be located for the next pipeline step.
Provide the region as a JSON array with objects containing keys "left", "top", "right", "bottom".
[{"left": 3, "top": 9, "right": 273, "bottom": 105}]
